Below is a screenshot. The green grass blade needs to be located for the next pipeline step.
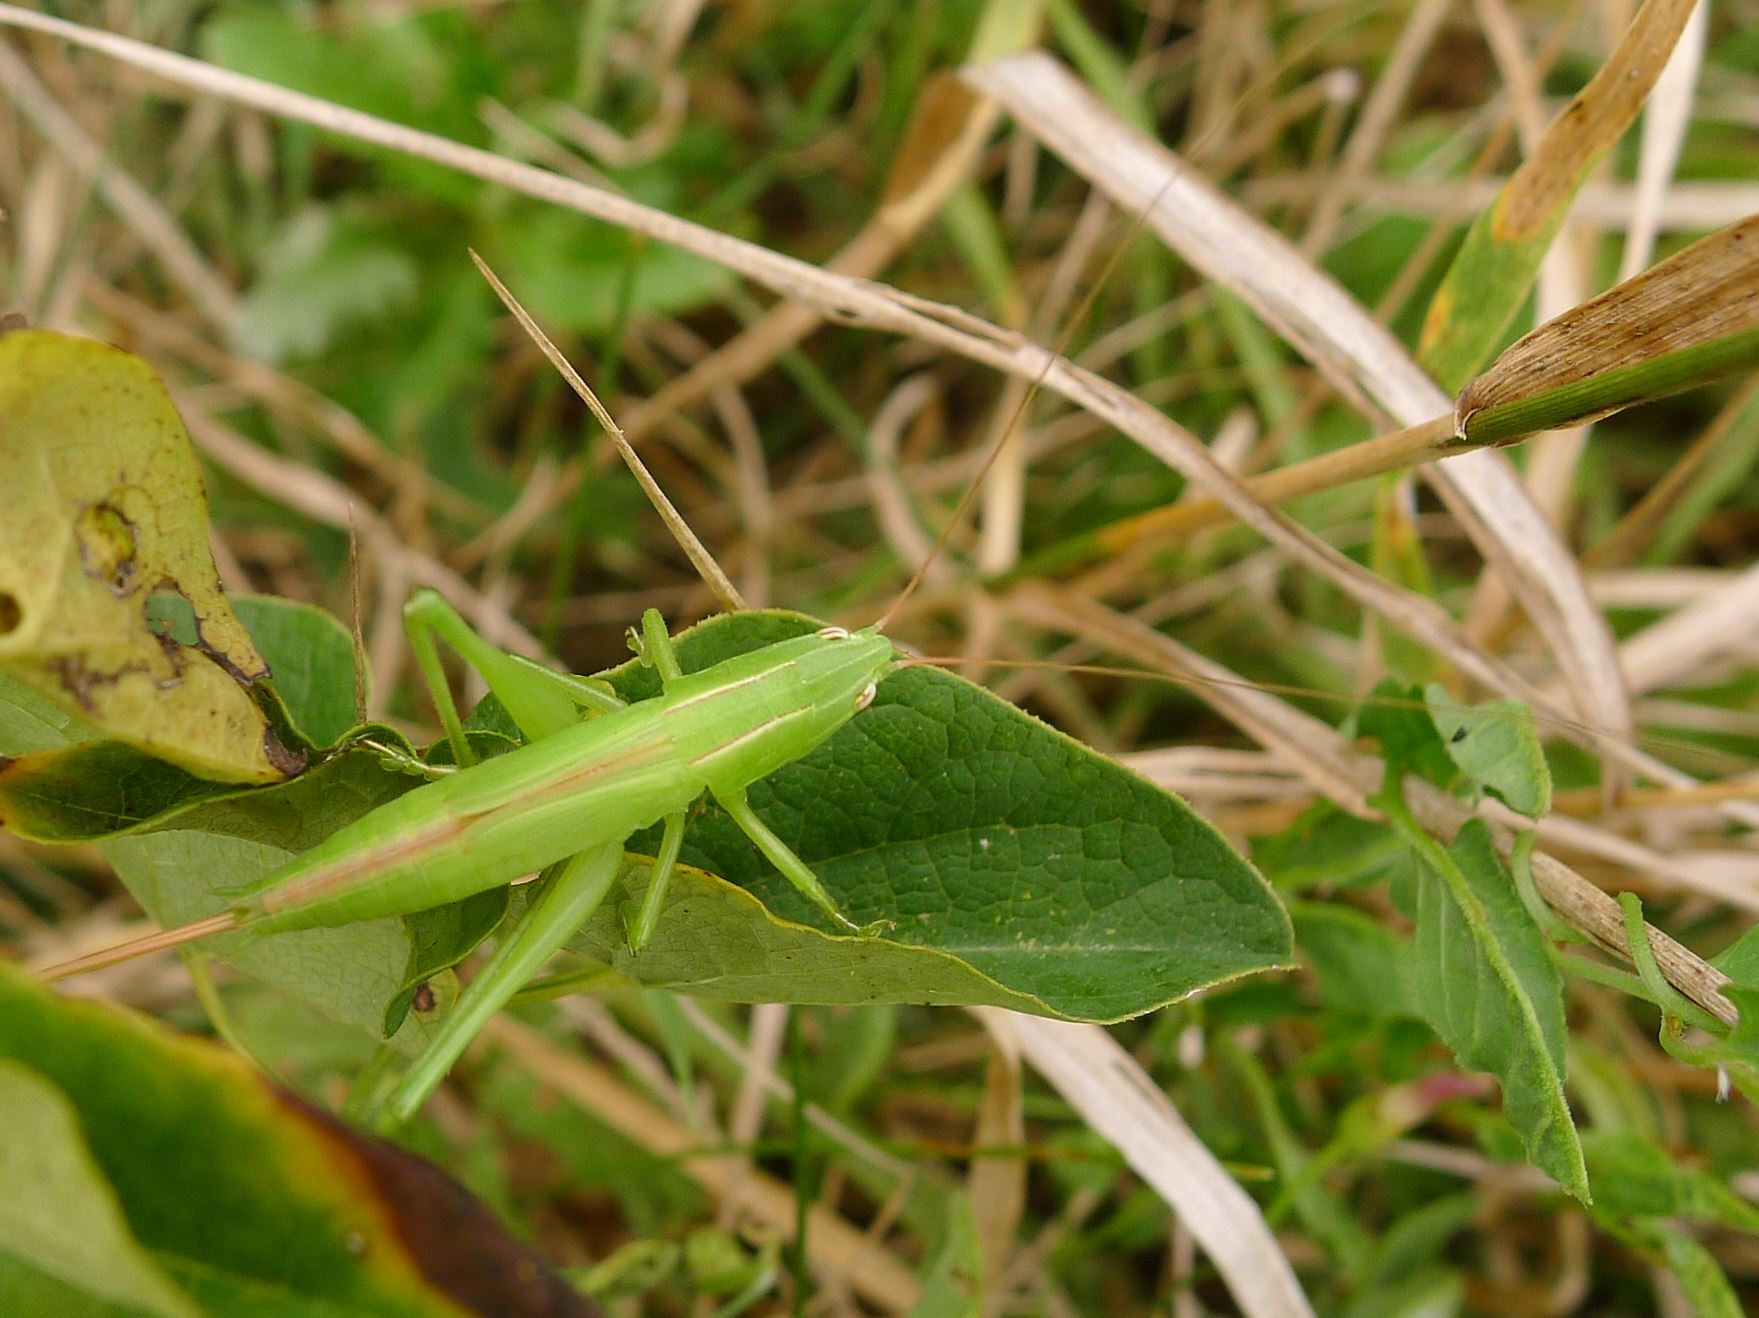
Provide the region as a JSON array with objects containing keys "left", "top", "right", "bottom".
[{"left": 1419, "top": 0, "right": 1700, "bottom": 389}]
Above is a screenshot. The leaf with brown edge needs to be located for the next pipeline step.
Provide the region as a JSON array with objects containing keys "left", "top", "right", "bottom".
[
  {"left": 277, "top": 1094, "right": 600, "bottom": 1318},
  {"left": 0, "top": 961, "right": 596, "bottom": 1317},
  {"left": 0, "top": 328, "right": 296, "bottom": 784},
  {"left": 1456, "top": 214, "right": 1759, "bottom": 445}
]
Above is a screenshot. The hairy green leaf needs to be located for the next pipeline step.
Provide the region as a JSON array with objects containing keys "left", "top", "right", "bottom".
[
  {"left": 1404, "top": 819, "right": 1587, "bottom": 1200},
  {"left": 1423, "top": 684, "right": 1551, "bottom": 817}
]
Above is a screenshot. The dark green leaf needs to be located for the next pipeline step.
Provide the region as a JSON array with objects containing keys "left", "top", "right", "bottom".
[
  {"left": 0, "top": 741, "right": 252, "bottom": 842},
  {"left": 0, "top": 720, "right": 416, "bottom": 845},
  {"left": 387, "top": 888, "right": 510, "bottom": 1036},
  {"left": 232, "top": 595, "right": 363, "bottom": 749}
]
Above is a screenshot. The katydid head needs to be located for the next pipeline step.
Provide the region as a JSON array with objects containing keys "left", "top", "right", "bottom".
[{"left": 798, "top": 624, "right": 899, "bottom": 719}]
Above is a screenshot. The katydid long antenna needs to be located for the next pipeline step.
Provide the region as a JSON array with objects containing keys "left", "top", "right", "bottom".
[
  {"left": 894, "top": 653, "right": 1750, "bottom": 776},
  {"left": 869, "top": 32, "right": 1371, "bottom": 637},
  {"left": 467, "top": 249, "right": 747, "bottom": 616},
  {"left": 873, "top": 154, "right": 1198, "bottom": 636}
]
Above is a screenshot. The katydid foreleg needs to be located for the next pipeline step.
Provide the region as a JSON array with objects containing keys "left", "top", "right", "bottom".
[{"left": 402, "top": 588, "right": 625, "bottom": 755}]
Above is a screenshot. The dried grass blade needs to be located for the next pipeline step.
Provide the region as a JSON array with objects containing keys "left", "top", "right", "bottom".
[
  {"left": 1418, "top": 0, "right": 1701, "bottom": 386},
  {"left": 1457, "top": 214, "right": 1759, "bottom": 444},
  {"left": 961, "top": 52, "right": 1636, "bottom": 788},
  {"left": 978, "top": 1011, "right": 1316, "bottom": 1318}
]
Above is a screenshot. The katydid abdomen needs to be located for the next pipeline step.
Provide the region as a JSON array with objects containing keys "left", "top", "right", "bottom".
[{"left": 233, "top": 624, "right": 896, "bottom": 935}]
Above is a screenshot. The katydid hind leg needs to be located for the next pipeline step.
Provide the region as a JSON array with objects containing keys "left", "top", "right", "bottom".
[
  {"left": 715, "top": 787, "right": 889, "bottom": 937},
  {"left": 626, "top": 809, "right": 688, "bottom": 951},
  {"left": 403, "top": 589, "right": 624, "bottom": 750},
  {"left": 377, "top": 841, "right": 624, "bottom": 1130}
]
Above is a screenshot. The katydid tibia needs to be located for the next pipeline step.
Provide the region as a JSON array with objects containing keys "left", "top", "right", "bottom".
[{"left": 47, "top": 591, "right": 899, "bottom": 1126}]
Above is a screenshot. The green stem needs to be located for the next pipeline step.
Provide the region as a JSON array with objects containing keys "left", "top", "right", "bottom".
[{"left": 1618, "top": 892, "right": 1725, "bottom": 1035}]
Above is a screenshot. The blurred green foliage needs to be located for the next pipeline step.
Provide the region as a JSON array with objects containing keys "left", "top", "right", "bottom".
[{"left": 1, "top": 2, "right": 1758, "bottom": 1314}]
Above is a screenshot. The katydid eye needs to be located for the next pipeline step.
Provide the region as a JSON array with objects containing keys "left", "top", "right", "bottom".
[
  {"left": 855, "top": 682, "right": 878, "bottom": 711},
  {"left": 817, "top": 626, "right": 852, "bottom": 640}
]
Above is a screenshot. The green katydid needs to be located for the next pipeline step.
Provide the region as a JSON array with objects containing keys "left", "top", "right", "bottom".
[
  {"left": 31, "top": 265, "right": 1278, "bottom": 1130},
  {"left": 51, "top": 591, "right": 902, "bottom": 1127},
  {"left": 38, "top": 402, "right": 924, "bottom": 1124}
]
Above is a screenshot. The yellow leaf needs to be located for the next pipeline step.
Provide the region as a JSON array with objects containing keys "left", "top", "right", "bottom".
[{"left": 0, "top": 329, "right": 296, "bottom": 783}]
